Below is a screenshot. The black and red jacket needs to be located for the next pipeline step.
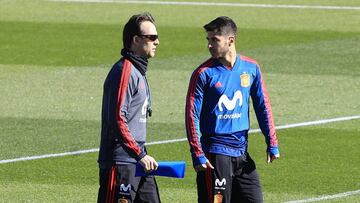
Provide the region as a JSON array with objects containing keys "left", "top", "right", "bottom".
[{"left": 98, "top": 49, "right": 152, "bottom": 168}]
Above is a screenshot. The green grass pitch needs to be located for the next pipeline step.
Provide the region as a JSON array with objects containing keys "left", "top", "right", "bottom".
[{"left": 0, "top": 0, "right": 360, "bottom": 202}]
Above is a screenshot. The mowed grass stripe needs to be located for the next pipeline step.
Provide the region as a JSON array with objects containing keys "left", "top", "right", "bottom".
[
  {"left": 2, "top": 1, "right": 360, "bottom": 33},
  {"left": 1, "top": 21, "right": 359, "bottom": 67},
  {"left": 49, "top": 0, "right": 360, "bottom": 10},
  {"left": 0, "top": 116, "right": 183, "bottom": 159},
  {"left": 1, "top": 115, "right": 359, "bottom": 164}
]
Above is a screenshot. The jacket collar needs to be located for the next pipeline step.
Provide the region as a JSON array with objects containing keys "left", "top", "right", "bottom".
[{"left": 121, "top": 48, "right": 148, "bottom": 75}]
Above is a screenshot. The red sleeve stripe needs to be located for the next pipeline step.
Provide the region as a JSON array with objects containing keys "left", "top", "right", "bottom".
[
  {"left": 240, "top": 55, "right": 278, "bottom": 146},
  {"left": 259, "top": 72, "right": 278, "bottom": 146},
  {"left": 185, "top": 59, "right": 213, "bottom": 157},
  {"left": 116, "top": 59, "right": 142, "bottom": 156}
]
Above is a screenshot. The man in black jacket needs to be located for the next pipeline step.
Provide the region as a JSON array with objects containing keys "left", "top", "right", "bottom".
[{"left": 97, "top": 12, "right": 160, "bottom": 203}]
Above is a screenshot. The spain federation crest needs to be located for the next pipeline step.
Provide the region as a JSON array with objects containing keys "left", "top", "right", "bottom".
[{"left": 240, "top": 73, "right": 250, "bottom": 87}]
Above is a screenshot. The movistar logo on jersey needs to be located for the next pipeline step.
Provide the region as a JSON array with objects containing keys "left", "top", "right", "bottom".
[
  {"left": 218, "top": 90, "right": 243, "bottom": 111},
  {"left": 217, "top": 90, "right": 243, "bottom": 120}
]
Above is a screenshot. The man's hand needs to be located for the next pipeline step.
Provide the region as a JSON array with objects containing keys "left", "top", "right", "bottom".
[
  {"left": 267, "top": 152, "right": 280, "bottom": 163},
  {"left": 139, "top": 155, "right": 158, "bottom": 173},
  {"left": 194, "top": 160, "right": 214, "bottom": 172}
]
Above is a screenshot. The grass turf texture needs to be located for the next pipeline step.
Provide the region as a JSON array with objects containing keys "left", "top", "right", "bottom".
[{"left": 1, "top": 0, "right": 360, "bottom": 202}]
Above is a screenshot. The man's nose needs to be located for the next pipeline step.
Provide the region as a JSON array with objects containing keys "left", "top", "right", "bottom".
[{"left": 154, "top": 38, "right": 160, "bottom": 45}]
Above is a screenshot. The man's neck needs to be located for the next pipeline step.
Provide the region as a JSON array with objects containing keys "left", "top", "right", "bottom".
[{"left": 218, "top": 50, "right": 237, "bottom": 68}]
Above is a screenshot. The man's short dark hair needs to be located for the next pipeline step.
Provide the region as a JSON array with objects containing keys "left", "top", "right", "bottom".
[
  {"left": 203, "top": 16, "right": 237, "bottom": 36},
  {"left": 123, "top": 12, "right": 155, "bottom": 49}
]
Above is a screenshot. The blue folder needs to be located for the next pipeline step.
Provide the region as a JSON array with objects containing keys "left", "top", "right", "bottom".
[{"left": 135, "top": 161, "right": 186, "bottom": 178}]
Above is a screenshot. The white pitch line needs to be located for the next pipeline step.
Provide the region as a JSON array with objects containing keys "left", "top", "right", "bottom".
[
  {"left": 49, "top": 0, "right": 360, "bottom": 10},
  {"left": 283, "top": 189, "right": 360, "bottom": 203},
  {"left": 1, "top": 115, "right": 359, "bottom": 165},
  {"left": 0, "top": 149, "right": 99, "bottom": 164},
  {"left": 274, "top": 115, "right": 360, "bottom": 130}
]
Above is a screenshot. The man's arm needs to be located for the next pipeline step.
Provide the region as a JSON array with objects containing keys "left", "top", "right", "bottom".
[
  {"left": 185, "top": 68, "right": 213, "bottom": 171},
  {"left": 250, "top": 64, "right": 280, "bottom": 163},
  {"left": 115, "top": 60, "right": 147, "bottom": 161}
]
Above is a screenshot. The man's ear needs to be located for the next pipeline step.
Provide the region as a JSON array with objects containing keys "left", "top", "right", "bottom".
[
  {"left": 133, "top": 35, "right": 140, "bottom": 45},
  {"left": 228, "top": 36, "right": 235, "bottom": 46}
]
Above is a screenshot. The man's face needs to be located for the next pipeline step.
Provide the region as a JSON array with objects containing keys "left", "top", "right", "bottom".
[
  {"left": 135, "top": 21, "right": 160, "bottom": 59},
  {"left": 206, "top": 31, "right": 232, "bottom": 59}
]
